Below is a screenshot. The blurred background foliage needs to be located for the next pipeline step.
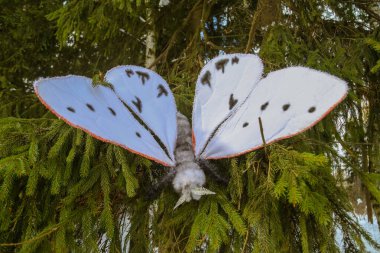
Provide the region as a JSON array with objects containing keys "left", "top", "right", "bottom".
[{"left": 1, "top": 0, "right": 380, "bottom": 252}]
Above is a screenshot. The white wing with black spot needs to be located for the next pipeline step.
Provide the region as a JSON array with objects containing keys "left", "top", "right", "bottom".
[
  {"left": 196, "top": 66, "right": 347, "bottom": 159},
  {"left": 34, "top": 70, "right": 177, "bottom": 167},
  {"left": 192, "top": 54, "right": 264, "bottom": 157},
  {"left": 105, "top": 66, "right": 177, "bottom": 162}
]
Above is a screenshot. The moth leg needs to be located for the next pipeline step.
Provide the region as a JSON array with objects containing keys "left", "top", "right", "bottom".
[
  {"left": 145, "top": 169, "right": 176, "bottom": 200},
  {"left": 198, "top": 159, "right": 229, "bottom": 186}
]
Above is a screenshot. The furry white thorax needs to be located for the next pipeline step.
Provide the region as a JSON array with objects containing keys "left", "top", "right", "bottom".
[{"left": 172, "top": 112, "right": 206, "bottom": 202}]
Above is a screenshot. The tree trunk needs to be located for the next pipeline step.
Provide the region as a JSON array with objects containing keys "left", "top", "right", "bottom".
[{"left": 145, "top": 8, "right": 157, "bottom": 70}]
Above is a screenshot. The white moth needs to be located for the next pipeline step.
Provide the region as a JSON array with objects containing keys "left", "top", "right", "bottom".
[{"left": 34, "top": 54, "right": 348, "bottom": 208}]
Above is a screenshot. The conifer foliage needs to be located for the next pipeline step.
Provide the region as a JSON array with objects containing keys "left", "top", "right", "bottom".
[{"left": 1, "top": 0, "right": 380, "bottom": 252}]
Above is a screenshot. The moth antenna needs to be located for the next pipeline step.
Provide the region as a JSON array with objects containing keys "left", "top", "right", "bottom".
[
  {"left": 198, "top": 159, "right": 229, "bottom": 186},
  {"left": 146, "top": 169, "right": 176, "bottom": 200}
]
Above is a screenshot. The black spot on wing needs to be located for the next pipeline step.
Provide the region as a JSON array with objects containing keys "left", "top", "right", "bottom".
[
  {"left": 86, "top": 103, "right": 95, "bottom": 112},
  {"left": 229, "top": 94, "right": 238, "bottom": 110},
  {"left": 201, "top": 71, "right": 211, "bottom": 88},
  {"left": 261, "top": 102, "right": 269, "bottom": 111},
  {"left": 282, "top": 104, "right": 290, "bottom": 111},
  {"left": 243, "top": 122, "right": 249, "bottom": 128},
  {"left": 135, "top": 132, "right": 141, "bottom": 138},
  {"left": 67, "top": 107, "right": 75, "bottom": 113},
  {"left": 232, "top": 56, "right": 239, "bottom": 65},
  {"left": 132, "top": 96, "right": 142, "bottom": 113},
  {"left": 215, "top": 59, "right": 229, "bottom": 73},
  {"left": 125, "top": 69, "right": 134, "bottom": 77},
  {"left": 108, "top": 107, "right": 116, "bottom": 116},
  {"left": 308, "top": 106, "right": 316, "bottom": 113},
  {"left": 136, "top": 71, "right": 150, "bottom": 85},
  {"left": 157, "top": 84, "right": 168, "bottom": 97}
]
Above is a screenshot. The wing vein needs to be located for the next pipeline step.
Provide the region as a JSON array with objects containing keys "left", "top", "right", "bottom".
[{"left": 116, "top": 95, "right": 173, "bottom": 162}]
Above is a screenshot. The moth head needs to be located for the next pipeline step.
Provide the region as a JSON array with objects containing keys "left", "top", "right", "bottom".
[
  {"left": 172, "top": 162, "right": 215, "bottom": 209},
  {"left": 174, "top": 186, "right": 216, "bottom": 209}
]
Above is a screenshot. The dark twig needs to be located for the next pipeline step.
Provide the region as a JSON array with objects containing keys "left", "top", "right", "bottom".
[
  {"left": 258, "top": 117, "right": 271, "bottom": 179},
  {"left": 356, "top": 3, "right": 380, "bottom": 22},
  {"left": 258, "top": 117, "right": 267, "bottom": 153},
  {"left": 245, "top": 0, "right": 267, "bottom": 53}
]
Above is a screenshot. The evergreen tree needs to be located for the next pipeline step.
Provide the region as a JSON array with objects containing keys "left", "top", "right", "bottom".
[{"left": 1, "top": 0, "right": 380, "bottom": 252}]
